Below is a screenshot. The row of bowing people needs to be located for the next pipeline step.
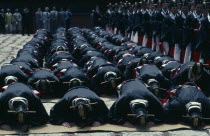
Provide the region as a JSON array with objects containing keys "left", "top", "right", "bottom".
[{"left": 0, "top": 27, "right": 210, "bottom": 132}]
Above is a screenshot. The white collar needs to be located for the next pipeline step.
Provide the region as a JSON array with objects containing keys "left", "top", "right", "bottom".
[
  {"left": 169, "top": 13, "right": 176, "bottom": 20},
  {"left": 193, "top": 12, "right": 204, "bottom": 22},
  {"left": 148, "top": 9, "right": 154, "bottom": 16},
  {"left": 162, "top": 9, "right": 168, "bottom": 14},
  {"left": 208, "top": 13, "right": 210, "bottom": 22},
  {"left": 141, "top": 9, "right": 147, "bottom": 14},
  {"left": 182, "top": 13, "right": 187, "bottom": 19},
  {"left": 161, "top": 10, "right": 168, "bottom": 17}
]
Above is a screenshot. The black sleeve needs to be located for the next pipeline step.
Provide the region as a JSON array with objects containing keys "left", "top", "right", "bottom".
[
  {"left": 172, "top": 70, "right": 188, "bottom": 86},
  {"left": 50, "top": 98, "right": 70, "bottom": 125},
  {"left": 161, "top": 17, "right": 171, "bottom": 41},
  {"left": 0, "top": 99, "right": 9, "bottom": 126},
  {"left": 147, "top": 94, "right": 163, "bottom": 123},
  {"left": 92, "top": 100, "right": 109, "bottom": 124},
  {"left": 108, "top": 100, "right": 127, "bottom": 125},
  {"left": 29, "top": 96, "right": 49, "bottom": 127},
  {"left": 160, "top": 76, "right": 174, "bottom": 90},
  {"left": 163, "top": 98, "right": 184, "bottom": 123}
]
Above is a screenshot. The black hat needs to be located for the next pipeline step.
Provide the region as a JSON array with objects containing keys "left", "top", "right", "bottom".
[
  {"left": 170, "top": 0, "right": 178, "bottom": 8},
  {"left": 107, "top": 3, "right": 112, "bottom": 8},
  {"left": 72, "top": 98, "right": 91, "bottom": 120},
  {"left": 192, "top": 62, "right": 204, "bottom": 75},
  {"left": 182, "top": 0, "right": 189, "bottom": 6},
  {"left": 162, "top": 0, "right": 170, "bottom": 4},
  {"left": 203, "top": 0, "right": 210, "bottom": 8},
  {"left": 9, "top": 97, "right": 29, "bottom": 124}
]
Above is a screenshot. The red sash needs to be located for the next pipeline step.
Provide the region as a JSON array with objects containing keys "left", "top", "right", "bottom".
[
  {"left": 169, "top": 47, "right": 175, "bottom": 57},
  {"left": 138, "top": 35, "right": 144, "bottom": 45},
  {"left": 146, "top": 37, "right": 152, "bottom": 48}
]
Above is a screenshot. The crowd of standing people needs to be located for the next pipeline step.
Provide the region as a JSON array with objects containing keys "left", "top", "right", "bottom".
[
  {"left": 0, "top": 7, "right": 72, "bottom": 35},
  {"left": 91, "top": 0, "right": 210, "bottom": 66},
  {"left": 35, "top": 7, "right": 72, "bottom": 33}
]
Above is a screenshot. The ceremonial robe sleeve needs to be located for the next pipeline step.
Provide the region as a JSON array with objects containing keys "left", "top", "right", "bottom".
[
  {"left": 29, "top": 95, "right": 49, "bottom": 127},
  {"left": 50, "top": 98, "right": 71, "bottom": 125}
]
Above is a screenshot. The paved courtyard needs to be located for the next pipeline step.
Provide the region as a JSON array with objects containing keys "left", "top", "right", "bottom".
[{"left": 0, "top": 34, "right": 210, "bottom": 136}]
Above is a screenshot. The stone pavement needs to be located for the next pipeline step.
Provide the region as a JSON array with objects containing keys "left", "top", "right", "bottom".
[
  {"left": 0, "top": 34, "right": 210, "bottom": 136},
  {"left": 0, "top": 34, "right": 32, "bottom": 66}
]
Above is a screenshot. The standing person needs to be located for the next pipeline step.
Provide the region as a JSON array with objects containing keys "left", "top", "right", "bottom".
[
  {"left": 66, "top": 8, "right": 72, "bottom": 30},
  {"left": 43, "top": 7, "right": 51, "bottom": 32},
  {"left": 161, "top": 3, "right": 179, "bottom": 56},
  {"left": 35, "top": 8, "right": 43, "bottom": 30},
  {"left": 0, "top": 9, "right": 5, "bottom": 34},
  {"left": 50, "top": 7, "right": 58, "bottom": 33},
  {"left": 22, "top": 8, "right": 30, "bottom": 36},
  {"left": 58, "top": 8, "right": 66, "bottom": 28},
  {"left": 5, "top": 9, "right": 13, "bottom": 34},
  {"left": 189, "top": 5, "right": 195, "bottom": 15},
  {"left": 197, "top": 3, "right": 210, "bottom": 69},
  {"left": 184, "top": 4, "right": 205, "bottom": 63},
  {"left": 92, "top": 5, "right": 102, "bottom": 27},
  {"left": 179, "top": 5, "right": 189, "bottom": 63},
  {"left": 13, "top": 9, "right": 22, "bottom": 34}
]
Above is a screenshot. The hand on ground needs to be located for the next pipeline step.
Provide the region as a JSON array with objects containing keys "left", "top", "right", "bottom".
[
  {"left": 123, "top": 122, "right": 134, "bottom": 128},
  {"left": 0, "top": 124, "right": 12, "bottom": 131},
  {"left": 92, "top": 121, "right": 101, "bottom": 127},
  {"left": 62, "top": 122, "right": 72, "bottom": 128}
]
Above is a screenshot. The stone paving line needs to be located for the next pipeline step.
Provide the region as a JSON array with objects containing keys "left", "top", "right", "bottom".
[
  {"left": 0, "top": 35, "right": 210, "bottom": 136},
  {"left": 0, "top": 34, "right": 32, "bottom": 66}
]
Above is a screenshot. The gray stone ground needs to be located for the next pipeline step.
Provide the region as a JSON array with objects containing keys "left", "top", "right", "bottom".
[{"left": 0, "top": 34, "right": 210, "bottom": 136}]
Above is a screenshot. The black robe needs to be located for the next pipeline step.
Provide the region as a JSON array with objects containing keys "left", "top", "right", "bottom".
[
  {"left": 161, "top": 61, "right": 181, "bottom": 80},
  {"left": 0, "top": 83, "right": 49, "bottom": 126},
  {"left": 117, "top": 56, "right": 137, "bottom": 73},
  {"left": 172, "top": 61, "right": 210, "bottom": 96},
  {"left": 27, "top": 69, "right": 60, "bottom": 96},
  {"left": 52, "top": 61, "right": 77, "bottom": 77},
  {"left": 197, "top": 17, "right": 210, "bottom": 59},
  {"left": 11, "top": 62, "right": 34, "bottom": 75},
  {"left": 0, "top": 65, "right": 28, "bottom": 87},
  {"left": 84, "top": 57, "right": 108, "bottom": 78},
  {"left": 161, "top": 14, "right": 177, "bottom": 45},
  {"left": 136, "top": 47, "right": 153, "bottom": 57},
  {"left": 60, "top": 67, "right": 91, "bottom": 91},
  {"left": 92, "top": 10, "right": 102, "bottom": 27},
  {"left": 153, "top": 11, "right": 164, "bottom": 38},
  {"left": 50, "top": 86, "right": 109, "bottom": 125},
  {"left": 79, "top": 51, "right": 105, "bottom": 67},
  {"left": 183, "top": 13, "right": 205, "bottom": 49},
  {"left": 28, "top": 69, "right": 59, "bottom": 84},
  {"left": 11, "top": 54, "right": 39, "bottom": 68},
  {"left": 154, "top": 56, "right": 175, "bottom": 68},
  {"left": 163, "top": 85, "right": 210, "bottom": 123},
  {"left": 109, "top": 79, "right": 163, "bottom": 125},
  {"left": 46, "top": 51, "right": 75, "bottom": 68},
  {"left": 135, "top": 64, "right": 173, "bottom": 91},
  {"left": 91, "top": 64, "right": 122, "bottom": 94},
  {"left": 123, "top": 58, "right": 141, "bottom": 80}
]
